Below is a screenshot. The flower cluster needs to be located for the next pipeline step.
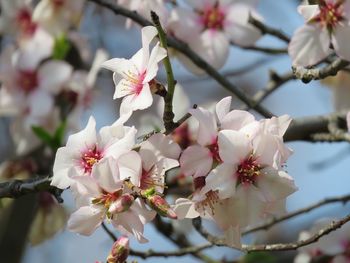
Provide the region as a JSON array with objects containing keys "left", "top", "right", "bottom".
[
  {"left": 0, "top": 0, "right": 107, "bottom": 154},
  {"left": 51, "top": 116, "right": 181, "bottom": 242},
  {"left": 118, "top": 0, "right": 263, "bottom": 71},
  {"left": 174, "top": 97, "right": 297, "bottom": 247}
]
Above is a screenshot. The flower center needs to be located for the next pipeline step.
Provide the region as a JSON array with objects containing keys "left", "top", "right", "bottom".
[
  {"left": 123, "top": 70, "right": 146, "bottom": 95},
  {"left": 193, "top": 176, "right": 206, "bottom": 190},
  {"left": 16, "top": 8, "right": 37, "bottom": 36},
  {"left": 52, "top": 0, "right": 65, "bottom": 8},
  {"left": 196, "top": 190, "right": 220, "bottom": 215},
  {"left": 312, "top": 0, "right": 345, "bottom": 32},
  {"left": 236, "top": 155, "right": 261, "bottom": 186},
  {"left": 140, "top": 166, "right": 164, "bottom": 190},
  {"left": 80, "top": 145, "right": 103, "bottom": 174},
  {"left": 17, "top": 70, "right": 38, "bottom": 94},
  {"left": 207, "top": 138, "right": 222, "bottom": 164},
  {"left": 200, "top": 5, "right": 225, "bottom": 30}
]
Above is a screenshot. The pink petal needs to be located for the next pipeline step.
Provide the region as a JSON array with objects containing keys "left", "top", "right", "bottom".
[
  {"left": 332, "top": 25, "right": 350, "bottom": 61},
  {"left": 215, "top": 96, "right": 232, "bottom": 124},
  {"left": 218, "top": 130, "right": 251, "bottom": 164},
  {"left": 180, "top": 145, "right": 213, "bottom": 178},
  {"left": 190, "top": 106, "right": 217, "bottom": 146}
]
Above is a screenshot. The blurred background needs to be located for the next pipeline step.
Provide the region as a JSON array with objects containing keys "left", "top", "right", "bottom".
[{"left": 1, "top": 0, "right": 350, "bottom": 262}]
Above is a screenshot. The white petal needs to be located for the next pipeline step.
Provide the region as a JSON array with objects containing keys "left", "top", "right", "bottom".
[
  {"left": 38, "top": 60, "right": 73, "bottom": 94},
  {"left": 220, "top": 110, "right": 255, "bottom": 131},
  {"left": 144, "top": 43, "right": 167, "bottom": 83},
  {"left": 27, "top": 88, "right": 53, "bottom": 117},
  {"left": 189, "top": 106, "right": 217, "bottom": 146},
  {"left": 204, "top": 163, "right": 236, "bottom": 199},
  {"left": 200, "top": 29, "right": 230, "bottom": 69},
  {"left": 288, "top": 25, "right": 331, "bottom": 66},
  {"left": 218, "top": 130, "right": 251, "bottom": 164},
  {"left": 332, "top": 25, "right": 350, "bottom": 61},
  {"left": 52, "top": 147, "right": 75, "bottom": 189},
  {"left": 172, "top": 198, "right": 199, "bottom": 219},
  {"left": 66, "top": 116, "right": 97, "bottom": 150},
  {"left": 347, "top": 112, "right": 350, "bottom": 132},
  {"left": 297, "top": 5, "right": 319, "bottom": 21},
  {"left": 91, "top": 158, "right": 123, "bottom": 192},
  {"left": 257, "top": 168, "right": 297, "bottom": 202},
  {"left": 215, "top": 96, "right": 232, "bottom": 124},
  {"left": 117, "top": 151, "right": 142, "bottom": 186},
  {"left": 67, "top": 206, "right": 104, "bottom": 236},
  {"left": 224, "top": 5, "right": 262, "bottom": 46}
]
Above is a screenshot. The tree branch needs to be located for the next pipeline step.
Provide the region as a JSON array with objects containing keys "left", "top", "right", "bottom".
[
  {"left": 293, "top": 58, "right": 350, "bottom": 83},
  {"left": 193, "top": 214, "right": 350, "bottom": 252},
  {"left": 243, "top": 193, "right": 350, "bottom": 235}
]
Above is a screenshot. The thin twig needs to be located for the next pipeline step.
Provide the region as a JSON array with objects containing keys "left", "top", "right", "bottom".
[
  {"left": 243, "top": 193, "right": 350, "bottom": 234},
  {"left": 248, "top": 15, "right": 290, "bottom": 43},
  {"left": 193, "top": 214, "right": 350, "bottom": 252},
  {"left": 151, "top": 11, "right": 176, "bottom": 133}
]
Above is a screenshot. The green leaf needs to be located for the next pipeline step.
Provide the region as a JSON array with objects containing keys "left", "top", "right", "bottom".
[
  {"left": 53, "top": 120, "right": 67, "bottom": 146},
  {"left": 52, "top": 35, "right": 71, "bottom": 60},
  {"left": 242, "top": 252, "right": 276, "bottom": 263},
  {"left": 31, "top": 126, "right": 53, "bottom": 146}
]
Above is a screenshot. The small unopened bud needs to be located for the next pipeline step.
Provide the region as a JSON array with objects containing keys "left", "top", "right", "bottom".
[
  {"left": 109, "top": 194, "right": 134, "bottom": 214},
  {"left": 107, "top": 236, "right": 129, "bottom": 263},
  {"left": 147, "top": 195, "right": 177, "bottom": 219}
]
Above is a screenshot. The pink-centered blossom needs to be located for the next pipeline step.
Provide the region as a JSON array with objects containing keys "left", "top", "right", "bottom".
[
  {"left": 68, "top": 157, "right": 154, "bottom": 243},
  {"left": 289, "top": 0, "right": 350, "bottom": 66},
  {"left": 51, "top": 116, "right": 137, "bottom": 189},
  {"left": 180, "top": 96, "right": 257, "bottom": 178},
  {"left": 33, "top": 0, "right": 85, "bottom": 35},
  {"left": 101, "top": 26, "right": 167, "bottom": 123},
  {"left": 0, "top": 46, "right": 71, "bottom": 120},
  {"left": 168, "top": 0, "right": 262, "bottom": 71}
]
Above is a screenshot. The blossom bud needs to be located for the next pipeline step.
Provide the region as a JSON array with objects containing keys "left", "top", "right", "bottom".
[
  {"left": 109, "top": 194, "right": 134, "bottom": 214},
  {"left": 107, "top": 236, "right": 129, "bottom": 263},
  {"left": 147, "top": 195, "right": 177, "bottom": 219}
]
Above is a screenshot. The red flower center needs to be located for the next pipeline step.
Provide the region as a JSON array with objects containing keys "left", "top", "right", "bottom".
[
  {"left": 312, "top": 0, "right": 345, "bottom": 31},
  {"left": 200, "top": 5, "right": 225, "bottom": 30},
  {"left": 16, "top": 8, "right": 37, "bottom": 36},
  {"left": 236, "top": 155, "right": 261, "bottom": 186},
  {"left": 207, "top": 138, "right": 222, "bottom": 164},
  {"left": 17, "top": 70, "right": 38, "bottom": 94},
  {"left": 80, "top": 145, "right": 103, "bottom": 174}
]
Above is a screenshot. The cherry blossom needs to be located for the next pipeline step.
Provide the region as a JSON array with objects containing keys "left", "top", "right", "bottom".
[
  {"left": 0, "top": 46, "right": 71, "bottom": 121},
  {"left": 168, "top": 0, "right": 262, "bottom": 70},
  {"left": 347, "top": 112, "right": 350, "bottom": 131},
  {"left": 101, "top": 26, "right": 167, "bottom": 123},
  {"left": 289, "top": 0, "right": 350, "bottom": 66},
  {"left": 0, "top": 0, "right": 37, "bottom": 37},
  {"left": 32, "top": 0, "right": 85, "bottom": 35},
  {"left": 68, "top": 158, "right": 154, "bottom": 243},
  {"left": 180, "top": 97, "right": 256, "bottom": 178},
  {"left": 51, "top": 116, "right": 137, "bottom": 189}
]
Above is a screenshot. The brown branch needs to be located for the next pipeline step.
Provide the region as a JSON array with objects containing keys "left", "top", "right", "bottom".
[
  {"left": 0, "top": 177, "right": 61, "bottom": 201},
  {"left": 243, "top": 193, "right": 350, "bottom": 235},
  {"left": 293, "top": 58, "right": 350, "bottom": 83},
  {"left": 193, "top": 214, "right": 350, "bottom": 252},
  {"left": 238, "top": 45, "right": 288, "bottom": 55},
  {"left": 87, "top": 0, "right": 273, "bottom": 118}
]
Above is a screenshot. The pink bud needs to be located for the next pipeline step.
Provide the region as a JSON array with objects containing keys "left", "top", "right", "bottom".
[
  {"left": 148, "top": 195, "right": 177, "bottom": 219},
  {"left": 109, "top": 194, "right": 134, "bottom": 214},
  {"left": 107, "top": 236, "right": 129, "bottom": 263}
]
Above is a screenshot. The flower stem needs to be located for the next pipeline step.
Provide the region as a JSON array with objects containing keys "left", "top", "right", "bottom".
[{"left": 151, "top": 11, "right": 176, "bottom": 133}]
